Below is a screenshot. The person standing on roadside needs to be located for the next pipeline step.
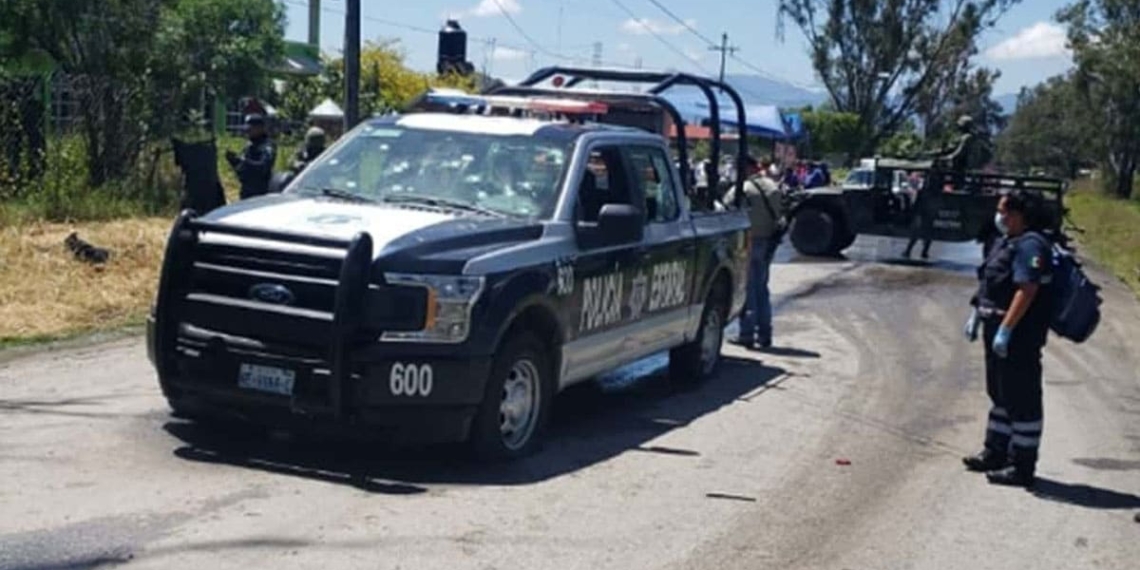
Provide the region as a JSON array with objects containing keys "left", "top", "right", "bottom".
[
  {"left": 724, "top": 156, "right": 786, "bottom": 350},
  {"left": 290, "top": 126, "right": 327, "bottom": 176},
  {"left": 963, "top": 189, "right": 1053, "bottom": 487},
  {"left": 225, "top": 114, "right": 277, "bottom": 200}
]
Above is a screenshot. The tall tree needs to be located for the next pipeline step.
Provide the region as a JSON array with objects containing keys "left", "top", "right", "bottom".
[
  {"left": 1058, "top": 0, "right": 1140, "bottom": 198},
  {"left": 918, "top": 67, "right": 1006, "bottom": 147},
  {"left": 0, "top": 0, "right": 169, "bottom": 186},
  {"left": 996, "top": 74, "right": 1096, "bottom": 179},
  {"left": 777, "top": 0, "right": 1021, "bottom": 157},
  {"left": 280, "top": 40, "right": 477, "bottom": 123},
  {"left": 153, "top": 0, "right": 286, "bottom": 112}
]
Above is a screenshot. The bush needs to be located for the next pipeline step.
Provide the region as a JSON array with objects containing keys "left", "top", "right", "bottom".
[{"left": 0, "top": 134, "right": 183, "bottom": 225}]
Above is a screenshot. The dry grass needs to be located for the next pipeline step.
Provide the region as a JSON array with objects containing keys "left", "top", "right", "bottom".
[{"left": 0, "top": 216, "right": 172, "bottom": 344}]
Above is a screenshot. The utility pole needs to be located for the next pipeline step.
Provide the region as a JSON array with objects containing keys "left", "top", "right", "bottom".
[
  {"left": 308, "top": 0, "right": 321, "bottom": 47},
  {"left": 591, "top": 42, "right": 603, "bottom": 88},
  {"left": 708, "top": 32, "right": 738, "bottom": 83},
  {"left": 344, "top": 0, "right": 361, "bottom": 130}
]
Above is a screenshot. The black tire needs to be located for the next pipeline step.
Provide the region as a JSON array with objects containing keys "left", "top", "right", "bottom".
[
  {"left": 669, "top": 280, "right": 728, "bottom": 386},
  {"left": 790, "top": 207, "right": 838, "bottom": 256},
  {"left": 469, "top": 333, "right": 555, "bottom": 460},
  {"left": 833, "top": 227, "right": 857, "bottom": 252}
]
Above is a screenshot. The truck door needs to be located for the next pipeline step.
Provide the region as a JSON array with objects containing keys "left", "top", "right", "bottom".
[
  {"left": 559, "top": 144, "right": 647, "bottom": 382},
  {"left": 622, "top": 145, "right": 695, "bottom": 356}
]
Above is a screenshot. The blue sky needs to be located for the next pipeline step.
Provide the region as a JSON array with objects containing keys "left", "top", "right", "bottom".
[{"left": 283, "top": 0, "right": 1075, "bottom": 96}]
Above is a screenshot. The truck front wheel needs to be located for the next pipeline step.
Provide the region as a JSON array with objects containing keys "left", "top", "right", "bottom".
[
  {"left": 790, "top": 207, "right": 838, "bottom": 256},
  {"left": 670, "top": 280, "right": 727, "bottom": 386},
  {"left": 469, "top": 333, "right": 555, "bottom": 460}
]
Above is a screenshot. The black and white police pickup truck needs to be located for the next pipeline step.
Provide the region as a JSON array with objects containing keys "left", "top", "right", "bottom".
[{"left": 147, "top": 86, "right": 751, "bottom": 459}]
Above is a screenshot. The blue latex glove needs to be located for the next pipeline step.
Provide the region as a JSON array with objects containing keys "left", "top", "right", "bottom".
[
  {"left": 964, "top": 309, "right": 980, "bottom": 342},
  {"left": 993, "top": 325, "right": 1013, "bottom": 358}
]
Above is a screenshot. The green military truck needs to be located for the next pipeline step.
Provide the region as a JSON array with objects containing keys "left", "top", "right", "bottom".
[{"left": 785, "top": 158, "right": 1068, "bottom": 257}]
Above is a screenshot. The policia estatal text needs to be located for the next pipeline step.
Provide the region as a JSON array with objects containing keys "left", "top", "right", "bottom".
[{"left": 963, "top": 190, "right": 1052, "bottom": 487}]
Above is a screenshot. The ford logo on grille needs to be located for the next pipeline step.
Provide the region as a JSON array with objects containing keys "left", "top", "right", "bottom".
[{"left": 249, "top": 283, "right": 295, "bottom": 305}]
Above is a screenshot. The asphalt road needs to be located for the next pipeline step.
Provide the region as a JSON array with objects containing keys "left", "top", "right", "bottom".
[{"left": 2, "top": 237, "right": 1139, "bottom": 570}]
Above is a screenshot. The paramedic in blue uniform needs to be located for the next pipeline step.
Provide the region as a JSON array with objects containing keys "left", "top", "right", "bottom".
[{"left": 963, "top": 189, "right": 1053, "bottom": 487}]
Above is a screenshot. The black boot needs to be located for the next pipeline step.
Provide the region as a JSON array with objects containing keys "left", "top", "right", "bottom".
[
  {"left": 962, "top": 450, "right": 1008, "bottom": 472},
  {"left": 986, "top": 464, "right": 1035, "bottom": 488}
]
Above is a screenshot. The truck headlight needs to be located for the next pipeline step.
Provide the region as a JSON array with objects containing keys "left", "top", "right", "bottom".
[{"left": 380, "top": 274, "right": 485, "bottom": 343}]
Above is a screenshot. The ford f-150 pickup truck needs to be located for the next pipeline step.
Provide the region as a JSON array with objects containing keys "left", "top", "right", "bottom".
[{"left": 147, "top": 70, "right": 752, "bottom": 459}]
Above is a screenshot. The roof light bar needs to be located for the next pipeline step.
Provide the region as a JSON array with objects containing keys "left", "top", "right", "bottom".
[{"left": 423, "top": 91, "right": 608, "bottom": 115}]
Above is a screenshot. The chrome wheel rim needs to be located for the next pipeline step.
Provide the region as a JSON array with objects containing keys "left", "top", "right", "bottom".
[
  {"left": 700, "top": 307, "right": 723, "bottom": 375},
  {"left": 499, "top": 359, "right": 541, "bottom": 451}
]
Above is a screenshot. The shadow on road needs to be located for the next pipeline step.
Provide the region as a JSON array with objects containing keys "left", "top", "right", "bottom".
[
  {"left": 756, "top": 346, "right": 821, "bottom": 359},
  {"left": 1031, "top": 478, "right": 1140, "bottom": 510},
  {"left": 163, "top": 354, "right": 786, "bottom": 491}
]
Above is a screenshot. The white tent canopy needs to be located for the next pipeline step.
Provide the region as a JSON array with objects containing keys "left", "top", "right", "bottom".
[{"left": 308, "top": 98, "right": 344, "bottom": 120}]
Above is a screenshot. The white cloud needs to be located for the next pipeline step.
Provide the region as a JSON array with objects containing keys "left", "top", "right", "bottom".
[
  {"left": 682, "top": 46, "right": 705, "bottom": 63},
  {"left": 466, "top": 0, "right": 521, "bottom": 18},
  {"left": 985, "top": 22, "right": 1070, "bottom": 61},
  {"left": 491, "top": 46, "right": 528, "bottom": 62},
  {"left": 620, "top": 17, "right": 695, "bottom": 36}
]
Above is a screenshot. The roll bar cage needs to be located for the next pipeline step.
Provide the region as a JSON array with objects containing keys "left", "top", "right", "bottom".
[{"left": 486, "top": 66, "right": 749, "bottom": 209}]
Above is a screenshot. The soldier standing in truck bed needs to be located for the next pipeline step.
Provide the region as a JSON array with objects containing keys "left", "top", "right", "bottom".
[{"left": 905, "top": 115, "right": 992, "bottom": 259}]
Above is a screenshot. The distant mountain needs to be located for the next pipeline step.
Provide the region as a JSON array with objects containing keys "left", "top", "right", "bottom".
[{"left": 722, "top": 73, "right": 828, "bottom": 109}]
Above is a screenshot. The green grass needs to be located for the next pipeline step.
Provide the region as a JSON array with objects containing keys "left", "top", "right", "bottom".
[
  {"left": 1065, "top": 183, "right": 1140, "bottom": 296},
  {"left": 0, "top": 133, "right": 303, "bottom": 225}
]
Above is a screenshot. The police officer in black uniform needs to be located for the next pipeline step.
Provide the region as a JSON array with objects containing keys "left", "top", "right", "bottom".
[
  {"left": 963, "top": 189, "right": 1053, "bottom": 487},
  {"left": 225, "top": 114, "right": 277, "bottom": 200}
]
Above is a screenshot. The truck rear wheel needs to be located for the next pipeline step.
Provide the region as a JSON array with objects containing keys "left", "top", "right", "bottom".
[
  {"left": 833, "top": 227, "right": 857, "bottom": 252},
  {"left": 469, "top": 333, "right": 555, "bottom": 460},
  {"left": 790, "top": 207, "right": 838, "bottom": 256},
  {"left": 669, "top": 281, "right": 727, "bottom": 386}
]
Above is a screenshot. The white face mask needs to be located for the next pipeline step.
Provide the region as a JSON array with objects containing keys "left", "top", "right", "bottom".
[{"left": 994, "top": 212, "right": 1010, "bottom": 236}]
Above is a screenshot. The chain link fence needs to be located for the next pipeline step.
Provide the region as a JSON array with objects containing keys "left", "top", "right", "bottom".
[{"left": 0, "top": 72, "right": 188, "bottom": 221}]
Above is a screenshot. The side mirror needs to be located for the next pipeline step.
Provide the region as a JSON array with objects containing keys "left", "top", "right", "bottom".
[{"left": 576, "top": 203, "right": 643, "bottom": 248}]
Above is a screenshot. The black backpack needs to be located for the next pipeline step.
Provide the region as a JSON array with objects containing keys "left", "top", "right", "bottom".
[{"left": 1048, "top": 242, "right": 1102, "bottom": 343}]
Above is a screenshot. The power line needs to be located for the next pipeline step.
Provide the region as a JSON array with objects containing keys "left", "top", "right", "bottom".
[
  {"left": 281, "top": 0, "right": 633, "bottom": 71},
  {"left": 490, "top": 0, "right": 566, "bottom": 61},
  {"left": 641, "top": 0, "right": 818, "bottom": 92},
  {"left": 608, "top": 0, "right": 715, "bottom": 75},
  {"left": 643, "top": 0, "right": 718, "bottom": 46}
]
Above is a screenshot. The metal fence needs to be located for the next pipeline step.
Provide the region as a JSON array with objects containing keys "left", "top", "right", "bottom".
[{"left": 0, "top": 72, "right": 188, "bottom": 210}]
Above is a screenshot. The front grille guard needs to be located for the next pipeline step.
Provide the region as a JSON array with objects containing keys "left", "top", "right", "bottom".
[{"left": 154, "top": 210, "right": 374, "bottom": 419}]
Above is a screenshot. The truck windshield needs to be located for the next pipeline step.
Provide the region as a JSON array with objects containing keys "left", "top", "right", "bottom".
[{"left": 287, "top": 122, "right": 572, "bottom": 218}]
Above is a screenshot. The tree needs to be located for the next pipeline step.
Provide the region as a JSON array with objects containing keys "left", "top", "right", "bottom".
[
  {"left": 153, "top": 0, "right": 286, "bottom": 115},
  {"left": 996, "top": 74, "right": 1096, "bottom": 178},
  {"left": 279, "top": 40, "right": 477, "bottom": 123},
  {"left": 0, "top": 0, "right": 169, "bottom": 186},
  {"left": 918, "top": 67, "right": 1006, "bottom": 147},
  {"left": 777, "top": 0, "right": 1021, "bottom": 157},
  {"left": 798, "top": 108, "right": 862, "bottom": 157},
  {"left": 1058, "top": 0, "right": 1140, "bottom": 198}
]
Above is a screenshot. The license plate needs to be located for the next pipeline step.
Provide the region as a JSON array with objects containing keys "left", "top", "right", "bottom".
[{"left": 237, "top": 363, "right": 296, "bottom": 396}]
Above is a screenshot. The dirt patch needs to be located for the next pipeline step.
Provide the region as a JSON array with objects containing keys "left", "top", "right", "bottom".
[{"left": 0, "top": 217, "right": 170, "bottom": 343}]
